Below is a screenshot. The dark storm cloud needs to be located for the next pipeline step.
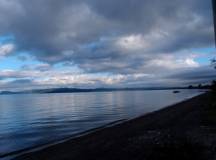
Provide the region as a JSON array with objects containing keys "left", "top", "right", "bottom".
[
  {"left": 0, "top": 0, "right": 214, "bottom": 74},
  {"left": 168, "top": 66, "right": 216, "bottom": 84}
]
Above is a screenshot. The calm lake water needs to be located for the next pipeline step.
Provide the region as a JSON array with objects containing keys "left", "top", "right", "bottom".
[{"left": 0, "top": 90, "right": 202, "bottom": 158}]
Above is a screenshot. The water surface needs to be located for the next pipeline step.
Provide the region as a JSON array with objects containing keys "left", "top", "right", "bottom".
[{"left": 0, "top": 90, "right": 202, "bottom": 158}]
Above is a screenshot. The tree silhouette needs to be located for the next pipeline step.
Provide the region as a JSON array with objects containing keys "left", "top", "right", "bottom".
[
  {"left": 212, "top": 0, "right": 216, "bottom": 91},
  {"left": 213, "top": 0, "right": 216, "bottom": 45},
  {"left": 211, "top": 58, "right": 216, "bottom": 69}
]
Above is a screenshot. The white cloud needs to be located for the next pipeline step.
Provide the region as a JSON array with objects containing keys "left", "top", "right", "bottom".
[
  {"left": 184, "top": 58, "right": 199, "bottom": 67},
  {"left": 0, "top": 43, "right": 15, "bottom": 57},
  {"left": 146, "top": 55, "right": 200, "bottom": 70},
  {"left": 115, "top": 34, "right": 149, "bottom": 51},
  {"left": 115, "top": 30, "right": 170, "bottom": 52}
]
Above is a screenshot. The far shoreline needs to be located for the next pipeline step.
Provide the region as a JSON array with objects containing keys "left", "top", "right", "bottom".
[{"left": 0, "top": 87, "right": 208, "bottom": 95}]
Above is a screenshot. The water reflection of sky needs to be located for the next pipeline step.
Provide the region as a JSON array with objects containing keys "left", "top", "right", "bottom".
[{"left": 0, "top": 90, "right": 201, "bottom": 157}]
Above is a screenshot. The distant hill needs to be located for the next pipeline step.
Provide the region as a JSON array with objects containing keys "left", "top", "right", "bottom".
[
  {"left": 1, "top": 84, "right": 211, "bottom": 95},
  {"left": 0, "top": 87, "right": 193, "bottom": 95},
  {"left": 0, "top": 91, "right": 17, "bottom": 95}
]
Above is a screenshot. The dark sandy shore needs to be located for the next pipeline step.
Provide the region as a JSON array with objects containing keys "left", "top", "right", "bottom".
[{"left": 14, "top": 92, "right": 216, "bottom": 160}]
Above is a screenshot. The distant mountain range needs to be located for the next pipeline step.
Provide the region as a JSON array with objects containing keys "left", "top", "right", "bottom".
[{"left": 0, "top": 86, "right": 206, "bottom": 95}]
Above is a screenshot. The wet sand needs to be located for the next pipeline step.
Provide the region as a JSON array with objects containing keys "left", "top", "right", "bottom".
[{"left": 14, "top": 92, "right": 216, "bottom": 160}]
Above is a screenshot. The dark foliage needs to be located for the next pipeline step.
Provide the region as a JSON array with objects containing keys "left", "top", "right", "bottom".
[
  {"left": 210, "top": 58, "right": 216, "bottom": 92},
  {"left": 211, "top": 80, "right": 216, "bottom": 92},
  {"left": 211, "top": 58, "right": 216, "bottom": 69}
]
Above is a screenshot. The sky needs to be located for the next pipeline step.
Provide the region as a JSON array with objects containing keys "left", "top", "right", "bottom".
[{"left": 0, "top": 0, "right": 215, "bottom": 91}]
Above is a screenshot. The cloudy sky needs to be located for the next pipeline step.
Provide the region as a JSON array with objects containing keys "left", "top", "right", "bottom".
[{"left": 0, "top": 0, "right": 215, "bottom": 91}]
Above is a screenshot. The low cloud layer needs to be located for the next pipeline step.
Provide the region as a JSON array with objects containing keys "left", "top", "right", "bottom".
[{"left": 0, "top": 0, "right": 215, "bottom": 90}]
